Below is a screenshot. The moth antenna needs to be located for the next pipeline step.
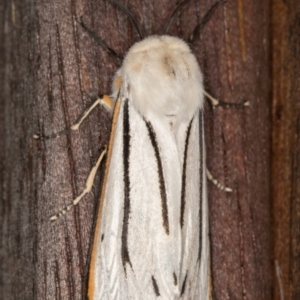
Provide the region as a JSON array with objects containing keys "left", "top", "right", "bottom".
[
  {"left": 108, "top": 0, "right": 144, "bottom": 40},
  {"left": 77, "top": 17, "right": 122, "bottom": 65},
  {"left": 188, "top": 0, "right": 227, "bottom": 43},
  {"left": 164, "top": 0, "right": 192, "bottom": 34}
]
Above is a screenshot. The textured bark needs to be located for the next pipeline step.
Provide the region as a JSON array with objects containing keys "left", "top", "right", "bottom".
[
  {"left": 272, "top": 1, "right": 300, "bottom": 299},
  {"left": 202, "top": 1, "right": 272, "bottom": 299},
  {"left": 0, "top": 0, "right": 272, "bottom": 299}
]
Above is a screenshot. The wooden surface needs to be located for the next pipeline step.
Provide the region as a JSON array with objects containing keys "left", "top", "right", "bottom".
[
  {"left": 0, "top": 0, "right": 273, "bottom": 299},
  {"left": 272, "top": 0, "right": 300, "bottom": 299}
]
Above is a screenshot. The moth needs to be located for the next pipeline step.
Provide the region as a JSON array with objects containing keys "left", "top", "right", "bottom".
[
  {"left": 87, "top": 35, "right": 209, "bottom": 299},
  {"left": 42, "top": 0, "right": 245, "bottom": 299}
]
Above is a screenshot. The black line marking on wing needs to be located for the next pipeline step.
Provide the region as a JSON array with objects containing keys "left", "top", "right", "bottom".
[
  {"left": 180, "top": 272, "right": 188, "bottom": 296},
  {"left": 151, "top": 275, "right": 161, "bottom": 297},
  {"left": 121, "top": 99, "right": 133, "bottom": 272},
  {"left": 180, "top": 119, "right": 193, "bottom": 228},
  {"left": 173, "top": 272, "right": 178, "bottom": 286},
  {"left": 145, "top": 121, "right": 169, "bottom": 235}
]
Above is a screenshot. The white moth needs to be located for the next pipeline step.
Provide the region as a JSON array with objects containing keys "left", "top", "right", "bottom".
[{"left": 87, "top": 35, "right": 209, "bottom": 300}]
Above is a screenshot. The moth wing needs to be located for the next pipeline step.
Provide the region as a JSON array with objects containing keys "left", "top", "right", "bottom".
[
  {"left": 88, "top": 97, "right": 185, "bottom": 299},
  {"left": 87, "top": 98, "right": 124, "bottom": 300},
  {"left": 179, "top": 112, "right": 210, "bottom": 299}
]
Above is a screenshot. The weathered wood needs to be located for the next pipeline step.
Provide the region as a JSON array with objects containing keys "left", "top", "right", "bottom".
[
  {"left": 200, "top": 1, "right": 272, "bottom": 299},
  {"left": 0, "top": 0, "right": 272, "bottom": 299},
  {"left": 272, "top": 1, "right": 300, "bottom": 299}
]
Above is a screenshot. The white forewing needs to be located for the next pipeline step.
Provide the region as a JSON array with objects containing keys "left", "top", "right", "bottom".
[
  {"left": 88, "top": 35, "right": 209, "bottom": 300},
  {"left": 180, "top": 113, "right": 209, "bottom": 299}
]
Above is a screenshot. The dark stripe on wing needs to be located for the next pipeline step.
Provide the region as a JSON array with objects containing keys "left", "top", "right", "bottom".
[
  {"left": 151, "top": 276, "right": 161, "bottom": 297},
  {"left": 121, "top": 99, "right": 132, "bottom": 272},
  {"left": 180, "top": 119, "right": 193, "bottom": 228},
  {"left": 180, "top": 272, "right": 188, "bottom": 296},
  {"left": 173, "top": 272, "right": 178, "bottom": 286},
  {"left": 145, "top": 121, "right": 169, "bottom": 235}
]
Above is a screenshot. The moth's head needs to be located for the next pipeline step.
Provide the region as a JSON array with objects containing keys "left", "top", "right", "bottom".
[{"left": 113, "top": 35, "right": 204, "bottom": 128}]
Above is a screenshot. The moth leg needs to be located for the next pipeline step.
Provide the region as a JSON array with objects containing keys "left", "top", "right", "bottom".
[
  {"left": 34, "top": 95, "right": 114, "bottom": 140},
  {"left": 50, "top": 148, "right": 107, "bottom": 221},
  {"left": 71, "top": 95, "right": 114, "bottom": 131},
  {"left": 204, "top": 91, "right": 249, "bottom": 108},
  {"left": 206, "top": 168, "right": 232, "bottom": 192}
]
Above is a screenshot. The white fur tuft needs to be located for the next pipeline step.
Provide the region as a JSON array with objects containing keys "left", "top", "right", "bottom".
[{"left": 113, "top": 35, "right": 204, "bottom": 128}]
